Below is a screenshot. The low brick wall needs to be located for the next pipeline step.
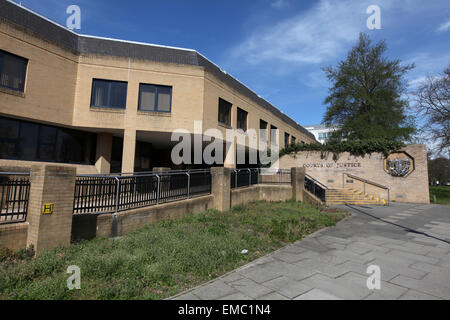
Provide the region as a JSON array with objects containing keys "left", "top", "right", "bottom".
[
  {"left": 231, "top": 186, "right": 260, "bottom": 207},
  {"left": 116, "top": 195, "right": 214, "bottom": 236},
  {"left": 0, "top": 222, "right": 28, "bottom": 251},
  {"left": 303, "top": 189, "right": 323, "bottom": 206},
  {"left": 259, "top": 184, "right": 293, "bottom": 202},
  {"left": 280, "top": 144, "right": 430, "bottom": 204},
  {"left": 72, "top": 195, "right": 214, "bottom": 240},
  {"left": 73, "top": 184, "right": 295, "bottom": 241},
  {"left": 231, "top": 184, "right": 293, "bottom": 207},
  {"left": 2, "top": 166, "right": 305, "bottom": 250}
]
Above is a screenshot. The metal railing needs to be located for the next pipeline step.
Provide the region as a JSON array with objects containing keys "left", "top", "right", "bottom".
[
  {"left": 343, "top": 173, "right": 390, "bottom": 205},
  {"left": 73, "top": 169, "right": 211, "bottom": 214},
  {"left": 0, "top": 172, "right": 30, "bottom": 224},
  {"left": 304, "top": 174, "right": 327, "bottom": 203},
  {"left": 231, "top": 168, "right": 259, "bottom": 189},
  {"left": 230, "top": 168, "right": 291, "bottom": 189}
]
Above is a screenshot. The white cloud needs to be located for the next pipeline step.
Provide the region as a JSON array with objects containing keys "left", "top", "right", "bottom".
[
  {"left": 437, "top": 19, "right": 450, "bottom": 32},
  {"left": 271, "top": 0, "right": 289, "bottom": 9},
  {"left": 232, "top": 0, "right": 370, "bottom": 66},
  {"left": 403, "top": 52, "right": 450, "bottom": 90}
]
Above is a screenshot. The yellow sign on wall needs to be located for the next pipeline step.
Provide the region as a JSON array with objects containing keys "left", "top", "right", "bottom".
[{"left": 42, "top": 203, "right": 54, "bottom": 214}]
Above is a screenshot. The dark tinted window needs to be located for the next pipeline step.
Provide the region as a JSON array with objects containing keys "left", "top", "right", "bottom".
[
  {"left": 0, "top": 117, "right": 19, "bottom": 157},
  {"left": 270, "top": 125, "right": 278, "bottom": 145},
  {"left": 260, "top": 120, "right": 268, "bottom": 141},
  {"left": 0, "top": 116, "right": 96, "bottom": 164},
  {"left": 91, "top": 79, "right": 127, "bottom": 109},
  {"left": 0, "top": 49, "right": 28, "bottom": 92},
  {"left": 18, "top": 122, "right": 38, "bottom": 159},
  {"left": 291, "top": 136, "right": 296, "bottom": 144},
  {"left": 135, "top": 140, "right": 153, "bottom": 171},
  {"left": 284, "top": 132, "right": 290, "bottom": 146},
  {"left": 237, "top": 108, "right": 247, "bottom": 131},
  {"left": 37, "top": 126, "right": 57, "bottom": 161},
  {"left": 138, "top": 83, "right": 172, "bottom": 112},
  {"left": 218, "top": 98, "right": 232, "bottom": 126}
]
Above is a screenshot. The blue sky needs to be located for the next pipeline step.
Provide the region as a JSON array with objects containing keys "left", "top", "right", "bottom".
[{"left": 11, "top": 0, "right": 450, "bottom": 126}]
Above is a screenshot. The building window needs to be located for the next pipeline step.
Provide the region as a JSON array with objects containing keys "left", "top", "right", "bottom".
[
  {"left": 319, "top": 132, "right": 332, "bottom": 140},
  {"left": 91, "top": 79, "right": 127, "bottom": 109},
  {"left": 138, "top": 83, "right": 172, "bottom": 113},
  {"left": 284, "top": 132, "right": 290, "bottom": 146},
  {"left": 291, "top": 136, "right": 296, "bottom": 144},
  {"left": 237, "top": 108, "right": 248, "bottom": 131},
  {"left": 0, "top": 49, "right": 28, "bottom": 92},
  {"left": 270, "top": 125, "right": 278, "bottom": 145},
  {"left": 218, "top": 98, "right": 232, "bottom": 126},
  {"left": 260, "top": 120, "right": 268, "bottom": 141},
  {"left": 0, "top": 116, "right": 96, "bottom": 164}
]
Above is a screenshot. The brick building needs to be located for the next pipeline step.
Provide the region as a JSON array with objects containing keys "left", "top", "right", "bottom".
[{"left": 0, "top": 0, "right": 315, "bottom": 174}]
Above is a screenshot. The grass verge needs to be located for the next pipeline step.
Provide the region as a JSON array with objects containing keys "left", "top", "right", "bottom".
[
  {"left": 0, "top": 200, "right": 347, "bottom": 300},
  {"left": 430, "top": 186, "right": 450, "bottom": 205}
]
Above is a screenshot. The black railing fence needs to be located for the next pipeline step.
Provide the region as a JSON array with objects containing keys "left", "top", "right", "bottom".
[
  {"left": 304, "top": 174, "right": 327, "bottom": 202},
  {"left": 0, "top": 172, "right": 30, "bottom": 224},
  {"left": 231, "top": 169, "right": 259, "bottom": 189},
  {"left": 230, "top": 168, "right": 291, "bottom": 189},
  {"left": 0, "top": 167, "right": 329, "bottom": 220},
  {"left": 73, "top": 169, "right": 212, "bottom": 214}
]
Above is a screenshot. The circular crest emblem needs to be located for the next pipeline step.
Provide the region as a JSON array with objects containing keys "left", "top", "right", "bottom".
[{"left": 384, "top": 152, "right": 414, "bottom": 177}]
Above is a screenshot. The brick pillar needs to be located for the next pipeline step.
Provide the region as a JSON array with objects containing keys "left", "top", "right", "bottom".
[
  {"left": 224, "top": 140, "right": 236, "bottom": 168},
  {"left": 291, "top": 167, "right": 305, "bottom": 202},
  {"left": 211, "top": 167, "right": 231, "bottom": 211},
  {"left": 95, "top": 133, "right": 113, "bottom": 174},
  {"left": 27, "top": 165, "right": 76, "bottom": 254},
  {"left": 121, "top": 128, "right": 136, "bottom": 173}
]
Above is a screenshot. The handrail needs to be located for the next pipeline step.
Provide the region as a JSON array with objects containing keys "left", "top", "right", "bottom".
[
  {"left": 305, "top": 173, "right": 328, "bottom": 190},
  {"left": 108, "top": 169, "right": 211, "bottom": 176},
  {"left": 0, "top": 172, "right": 30, "bottom": 176},
  {"left": 343, "top": 173, "right": 390, "bottom": 204},
  {"left": 76, "top": 169, "right": 210, "bottom": 178},
  {"left": 343, "top": 173, "right": 389, "bottom": 190}
]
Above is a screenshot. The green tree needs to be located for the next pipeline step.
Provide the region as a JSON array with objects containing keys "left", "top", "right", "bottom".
[
  {"left": 414, "top": 64, "right": 450, "bottom": 156},
  {"left": 323, "top": 33, "right": 415, "bottom": 142},
  {"left": 428, "top": 156, "right": 450, "bottom": 186}
]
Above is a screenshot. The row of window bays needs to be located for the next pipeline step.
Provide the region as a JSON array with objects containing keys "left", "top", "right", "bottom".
[
  {"left": 0, "top": 116, "right": 268, "bottom": 171},
  {"left": 0, "top": 116, "right": 192, "bottom": 171},
  {"left": 1, "top": 48, "right": 304, "bottom": 147},
  {"left": 91, "top": 80, "right": 301, "bottom": 145},
  {"left": 218, "top": 98, "right": 302, "bottom": 146}
]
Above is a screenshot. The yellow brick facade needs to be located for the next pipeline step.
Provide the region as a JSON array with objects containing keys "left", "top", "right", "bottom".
[{"left": 0, "top": 4, "right": 315, "bottom": 174}]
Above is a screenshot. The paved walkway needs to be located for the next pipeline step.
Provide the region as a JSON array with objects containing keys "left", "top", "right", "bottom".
[{"left": 170, "top": 203, "right": 450, "bottom": 300}]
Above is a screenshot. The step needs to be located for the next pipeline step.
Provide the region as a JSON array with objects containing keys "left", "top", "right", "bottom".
[
  {"left": 326, "top": 202, "right": 384, "bottom": 205},
  {"left": 326, "top": 201, "right": 381, "bottom": 203},
  {"left": 326, "top": 199, "right": 381, "bottom": 202},
  {"left": 326, "top": 193, "right": 362, "bottom": 196},
  {"left": 326, "top": 196, "right": 372, "bottom": 199}
]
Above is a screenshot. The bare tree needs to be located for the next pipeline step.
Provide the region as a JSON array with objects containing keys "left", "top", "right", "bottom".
[{"left": 414, "top": 64, "right": 450, "bottom": 156}]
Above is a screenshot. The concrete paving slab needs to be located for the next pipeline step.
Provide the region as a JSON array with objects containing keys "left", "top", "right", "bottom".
[
  {"left": 228, "top": 278, "right": 273, "bottom": 299},
  {"left": 399, "top": 290, "right": 443, "bottom": 300},
  {"left": 169, "top": 203, "right": 450, "bottom": 300},
  {"left": 294, "top": 288, "right": 342, "bottom": 300},
  {"left": 389, "top": 275, "right": 450, "bottom": 299},
  {"left": 262, "top": 276, "right": 312, "bottom": 298}
]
